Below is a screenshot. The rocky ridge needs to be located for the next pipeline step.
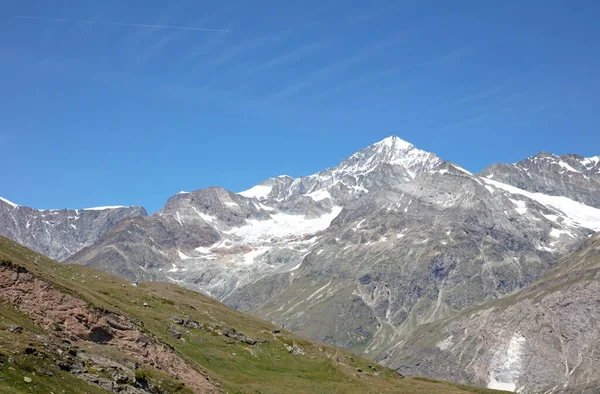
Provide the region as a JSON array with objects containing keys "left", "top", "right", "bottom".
[{"left": 0, "top": 198, "right": 146, "bottom": 261}]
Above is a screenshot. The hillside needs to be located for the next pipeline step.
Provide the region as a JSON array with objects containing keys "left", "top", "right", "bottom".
[
  {"left": 0, "top": 236, "right": 506, "bottom": 393},
  {"left": 385, "top": 232, "right": 600, "bottom": 392}
]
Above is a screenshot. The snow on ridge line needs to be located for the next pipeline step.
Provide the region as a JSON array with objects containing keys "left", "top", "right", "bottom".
[
  {"left": 238, "top": 184, "right": 273, "bottom": 199},
  {"left": 483, "top": 178, "right": 600, "bottom": 231},
  {"left": 0, "top": 196, "right": 19, "bottom": 208},
  {"left": 452, "top": 164, "right": 473, "bottom": 175},
  {"left": 83, "top": 206, "right": 131, "bottom": 211}
]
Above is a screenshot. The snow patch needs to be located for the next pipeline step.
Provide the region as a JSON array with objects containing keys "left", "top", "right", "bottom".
[
  {"left": 483, "top": 178, "right": 600, "bottom": 231},
  {"left": 84, "top": 206, "right": 129, "bottom": 211},
  {"left": 239, "top": 184, "right": 272, "bottom": 199},
  {"left": 508, "top": 198, "right": 528, "bottom": 215},
  {"left": 306, "top": 189, "right": 331, "bottom": 202},
  {"left": 178, "top": 250, "right": 192, "bottom": 260},
  {"left": 0, "top": 196, "right": 19, "bottom": 208},
  {"left": 581, "top": 156, "right": 599, "bottom": 167},
  {"left": 225, "top": 207, "right": 343, "bottom": 242},
  {"left": 487, "top": 334, "right": 526, "bottom": 392},
  {"left": 452, "top": 164, "right": 473, "bottom": 175},
  {"left": 557, "top": 161, "right": 580, "bottom": 173},
  {"left": 436, "top": 335, "right": 453, "bottom": 351},
  {"left": 242, "top": 247, "right": 270, "bottom": 266},
  {"left": 550, "top": 228, "right": 575, "bottom": 239}
]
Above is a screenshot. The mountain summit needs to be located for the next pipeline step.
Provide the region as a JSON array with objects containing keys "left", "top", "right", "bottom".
[{"left": 4, "top": 136, "right": 600, "bottom": 392}]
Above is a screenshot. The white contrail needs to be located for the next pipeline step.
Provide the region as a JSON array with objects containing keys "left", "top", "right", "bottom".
[{"left": 13, "top": 16, "right": 229, "bottom": 32}]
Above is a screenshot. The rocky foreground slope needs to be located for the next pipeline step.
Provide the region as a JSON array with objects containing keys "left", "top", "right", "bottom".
[
  {"left": 0, "top": 198, "right": 146, "bottom": 261},
  {"left": 0, "top": 236, "right": 504, "bottom": 393}
]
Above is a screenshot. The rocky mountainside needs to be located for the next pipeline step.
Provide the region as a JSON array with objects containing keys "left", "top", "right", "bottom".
[
  {"left": 479, "top": 152, "right": 600, "bottom": 208},
  {"left": 0, "top": 197, "right": 146, "bottom": 261},
  {"left": 56, "top": 137, "right": 600, "bottom": 391},
  {"left": 0, "top": 236, "right": 501, "bottom": 394},
  {"left": 387, "top": 231, "right": 600, "bottom": 393},
  {"left": 0, "top": 198, "right": 147, "bottom": 261}
]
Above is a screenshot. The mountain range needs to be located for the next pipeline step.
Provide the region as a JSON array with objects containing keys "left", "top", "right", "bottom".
[{"left": 2, "top": 136, "right": 599, "bottom": 392}]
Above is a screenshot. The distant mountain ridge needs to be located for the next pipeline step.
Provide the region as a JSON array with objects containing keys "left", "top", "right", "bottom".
[
  {"left": 0, "top": 198, "right": 146, "bottom": 261},
  {"left": 3, "top": 136, "right": 600, "bottom": 392}
]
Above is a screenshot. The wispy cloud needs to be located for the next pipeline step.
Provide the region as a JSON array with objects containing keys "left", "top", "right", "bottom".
[
  {"left": 131, "top": 30, "right": 182, "bottom": 67},
  {"left": 13, "top": 16, "right": 229, "bottom": 32},
  {"left": 210, "top": 29, "right": 290, "bottom": 67},
  {"left": 244, "top": 40, "right": 331, "bottom": 75},
  {"left": 264, "top": 36, "right": 401, "bottom": 102},
  {"left": 433, "top": 114, "right": 488, "bottom": 134},
  {"left": 428, "top": 45, "right": 475, "bottom": 66},
  {"left": 451, "top": 86, "right": 507, "bottom": 106}
]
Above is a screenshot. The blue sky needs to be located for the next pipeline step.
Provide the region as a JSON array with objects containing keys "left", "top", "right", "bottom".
[{"left": 2, "top": 0, "right": 599, "bottom": 213}]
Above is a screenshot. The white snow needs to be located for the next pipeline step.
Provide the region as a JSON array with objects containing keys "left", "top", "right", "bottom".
[
  {"left": 238, "top": 184, "right": 273, "bottom": 199},
  {"left": 581, "top": 156, "right": 599, "bottom": 167},
  {"left": 557, "top": 161, "right": 580, "bottom": 173},
  {"left": 191, "top": 206, "right": 217, "bottom": 223},
  {"left": 83, "top": 206, "right": 129, "bottom": 211},
  {"left": 542, "top": 214, "right": 560, "bottom": 222},
  {"left": 483, "top": 178, "right": 600, "bottom": 231},
  {"left": 550, "top": 228, "right": 575, "bottom": 239},
  {"left": 436, "top": 335, "right": 453, "bottom": 351},
  {"left": 0, "top": 196, "right": 19, "bottom": 208},
  {"left": 376, "top": 136, "right": 413, "bottom": 151},
  {"left": 242, "top": 247, "right": 270, "bottom": 266},
  {"left": 452, "top": 164, "right": 473, "bottom": 175},
  {"left": 508, "top": 198, "right": 528, "bottom": 215},
  {"left": 257, "top": 202, "right": 275, "bottom": 211},
  {"left": 365, "top": 236, "right": 388, "bottom": 246},
  {"left": 485, "top": 185, "right": 496, "bottom": 194},
  {"left": 174, "top": 211, "right": 184, "bottom": 226},
  {"left": 306, "top": 189, "right": 331, "bottom": 201},
  {"left": 487, "top": 334, "right": 526, "bottom": 392},
  {"left": 306, "top": 281, "right": 332, "bottom": 302},
  {"left": 178, "top": 250, "right": 192, "bottom": 260},
  {"left": 341, "top": 136, "right": 442, "bottom": 180},
  {"left": 224, "top": 201, "right": 239, "bottom": 207},
  {"left": 288, "top": 261, "right": 303, "bottom": 272},
  {"left": 177, "top": 191, "right": 189, "bottom": 195},
  {"left": 224, "top": 207, "right": 343, "bottom": 243},
  {"left": 353, "top": 219, "right": 366, "bottom": 232}
]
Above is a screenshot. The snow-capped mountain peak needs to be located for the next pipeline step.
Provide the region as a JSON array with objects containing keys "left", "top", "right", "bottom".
[
  {"left": 238, "top": 136, "right": 445, "bottom": 204},
  {"left": 339, "top": 135, "right": 442, "bottom": 179}
]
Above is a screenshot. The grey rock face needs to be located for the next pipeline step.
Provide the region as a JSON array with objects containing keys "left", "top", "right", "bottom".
[
  {"left": 386, "top": 233, "right": 600, "bottom": 393},
  {"left": 479, "top": 152, "right": 600, "bottom": 208},
  {"left": 62, "top": 136, "right": 600, "bottom": 392},
  {"left": 0, "top": 199, "right": 146, "bottom": 261}
]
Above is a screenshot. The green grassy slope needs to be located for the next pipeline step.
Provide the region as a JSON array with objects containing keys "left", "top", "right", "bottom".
[{"left": 0, "top": 236, "right": 508, "bottom": 393}]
